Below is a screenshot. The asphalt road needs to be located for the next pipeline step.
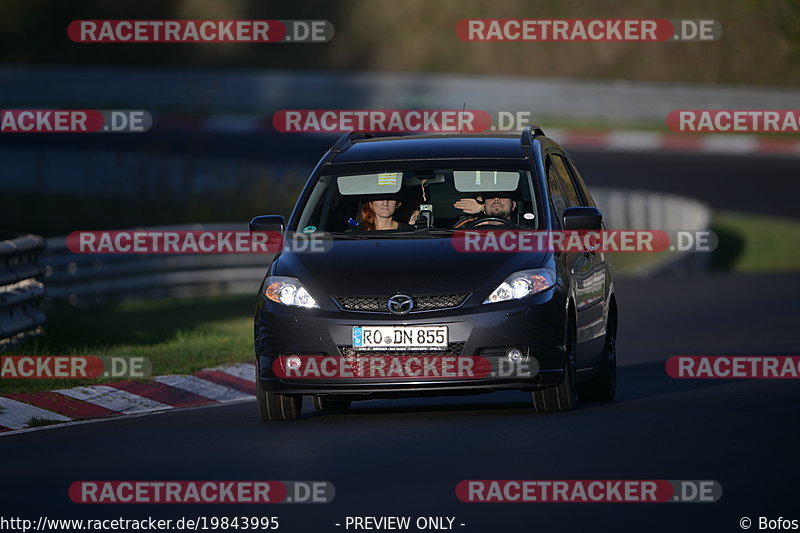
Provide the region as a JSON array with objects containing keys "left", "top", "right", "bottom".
[
  {"left": 572, "top": 149, "right": 800, "bottom": 219},
  {"left": 2, "top": 271, "right": 798, "bottom": 532}
]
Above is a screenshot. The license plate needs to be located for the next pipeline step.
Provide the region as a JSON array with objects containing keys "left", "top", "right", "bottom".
[{"left": 352, "top": 325, "right": 448, "bottom": 350}]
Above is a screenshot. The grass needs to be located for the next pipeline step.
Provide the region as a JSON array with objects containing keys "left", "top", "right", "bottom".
[
  {"left": 579, "top": 210, "right": 800, "bottom": 276},
  {"left": 711, "top": 212, "right": 800, "bottom": 272},
  {"left": 6, "top": 0, "right": 800, "bottom": 87},
  {"left": 607, "top": 250, "right": 670, "bottom": 274},
  {"left": 0, "top": 294, "right": 256, "bottom": 395},
  {"left": 26, "top": 417, "right": 65, "bottom": 428}
]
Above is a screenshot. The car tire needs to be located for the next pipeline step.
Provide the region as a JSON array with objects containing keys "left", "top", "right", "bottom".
[
  {"left": 312, "top": 396, "right": 352, "bottom": 411},
  {"left": 257, "top": 379, "right": 302, "bottom": 421},
  {"left": 532, "top": 317, "right": 577, "bottom": 412},
  {"left": 577, "top": 309, "right": 617, "bottom": 402}
]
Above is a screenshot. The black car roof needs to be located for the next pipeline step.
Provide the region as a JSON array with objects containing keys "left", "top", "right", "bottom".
[{"left": 329, "top": 133, "right": 538, "bottom": 164}]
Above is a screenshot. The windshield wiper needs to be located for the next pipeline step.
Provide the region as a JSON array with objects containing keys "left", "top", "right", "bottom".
[
  {"left": 324, "top": 229, "right": 453, "bottom": 239},
  {"left": 415, "top": 228, "right": 458, "bottom": 236},
  {"left": 324, "top": 232, "right": 369, "bottom": 239}
]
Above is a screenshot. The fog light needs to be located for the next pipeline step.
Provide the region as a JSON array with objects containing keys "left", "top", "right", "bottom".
[
  {"left": 506, "top": 347, "right": 526, "bottom": 364},
  {"left": 285, "top": 355, "right": 302, "bottom": 371}
]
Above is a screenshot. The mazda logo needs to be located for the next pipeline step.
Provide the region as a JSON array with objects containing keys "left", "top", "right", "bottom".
[{"left": 387, "top": 294, "right": 414, "bottom": 315}]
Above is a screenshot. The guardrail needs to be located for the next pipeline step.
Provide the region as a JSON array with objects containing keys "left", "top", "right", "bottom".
[
  {"left": 3, "top": 66, "right": 799, "bottom": 123},
  {"left": 0, "top": 233, "right": 47, "bottom": 347},
  {"left": 42, "top": 224, "right": 271, "bottom": 307},
  {"left": 593, "top": 187, "right": 712, "bottom": 276},
  {"left": 40, "top": 189, "right": 711, "bottom": 307}
]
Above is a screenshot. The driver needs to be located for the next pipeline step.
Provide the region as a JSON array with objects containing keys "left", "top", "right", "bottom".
[{"left": 452, "top": 192, "right": 517, "bottom": 228}]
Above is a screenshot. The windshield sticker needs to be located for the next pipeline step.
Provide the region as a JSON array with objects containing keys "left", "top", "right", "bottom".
[
  {"left": 377, "top": 172, "right": 399, "bottom": 186},
  {"left": 302, "top": 225, "right": 317, "bottom": 233}
]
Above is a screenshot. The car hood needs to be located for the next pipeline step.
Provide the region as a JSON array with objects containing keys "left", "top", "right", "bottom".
[{"left": 273, "top": 236, "right": 547, "bottom": 297}]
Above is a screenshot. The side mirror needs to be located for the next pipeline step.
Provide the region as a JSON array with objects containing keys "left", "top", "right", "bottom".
[
  {"left": 249, "top": 215, "right": 285, "bottom": 233},
  {"left": 562, "top": 207, "right": 602, "bottom": 231}
]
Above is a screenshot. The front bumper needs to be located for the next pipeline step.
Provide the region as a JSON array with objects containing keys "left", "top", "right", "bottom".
[{"left": 254, "top": 290, "right": 566, "bottom": 398}]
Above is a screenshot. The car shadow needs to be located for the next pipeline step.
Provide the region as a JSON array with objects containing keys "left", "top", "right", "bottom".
[{"left": 300, "top": 359, "right": 758, "bottom": 419}]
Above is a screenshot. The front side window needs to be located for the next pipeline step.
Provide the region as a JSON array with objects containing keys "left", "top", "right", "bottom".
[
  {"left": 551, "top": 155, "right": 582, "bottom": 207},
  {"left": 547, "top": 162, "right": 567, "bottom": 222},
  {"left": 565, "top": 157, "right": 597, "bottom": 208}
]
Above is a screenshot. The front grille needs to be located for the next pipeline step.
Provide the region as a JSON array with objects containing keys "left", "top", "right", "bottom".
[
  {"left": 333, "top": 293, "right": 469, "bottom": 313},
  {"left": 415, "top": 294, "right": 469, "bottom": 311},
  {"left": 334, "top": 296, "right": 387, "bottom": 312},
  {"left": 338, "top": 342, "right": 466, "bottom": 357}
]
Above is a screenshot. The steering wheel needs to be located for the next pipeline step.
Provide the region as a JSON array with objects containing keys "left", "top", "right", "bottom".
[{"left": 466, "top": 216, "right": 519, "bottom": 229}]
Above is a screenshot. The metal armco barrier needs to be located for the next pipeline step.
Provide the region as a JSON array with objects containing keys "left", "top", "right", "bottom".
[
  {"left": 593, "top": 187, "right": 712, "bottom": 276},
  {"left": 43, "top": 223, "right": 272, "bottom": 307},
  {"left": 0, "top": 233, "right": 47, "bottom": 347},
  {"left": 3, "top": 67, "right": 798, "bottom": 123},
  {"left": 40, "top": 189, "right": 710, "bottom": 308}
]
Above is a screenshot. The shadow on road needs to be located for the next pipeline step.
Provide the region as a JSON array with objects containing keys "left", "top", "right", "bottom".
[{"left": 295, "top": 360, "right": 744, "bottom": 420}]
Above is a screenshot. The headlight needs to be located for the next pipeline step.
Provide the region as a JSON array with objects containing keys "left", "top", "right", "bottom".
[
  {"left": 483, "top": 269, "right": 556, "bottom": 304},
  {"left": 264, "top": 276, "right": 319, "bottom": 308}
]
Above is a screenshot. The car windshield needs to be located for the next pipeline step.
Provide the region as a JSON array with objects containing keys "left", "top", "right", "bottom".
[{"left": 294, "top": 168, "right": 540, "bottom": 236}]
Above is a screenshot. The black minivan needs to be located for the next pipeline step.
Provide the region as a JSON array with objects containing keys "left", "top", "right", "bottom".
[{"left": 251, "top": 126, "right": 617, "bottom": 420}]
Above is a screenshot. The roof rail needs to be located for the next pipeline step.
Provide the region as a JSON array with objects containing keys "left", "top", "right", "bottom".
[
  {"left": 520, "top": 125, "right": 545, "bottom": 149},
  {"left": 321, "top": 131, "right": 374, "bottom": 165}
]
